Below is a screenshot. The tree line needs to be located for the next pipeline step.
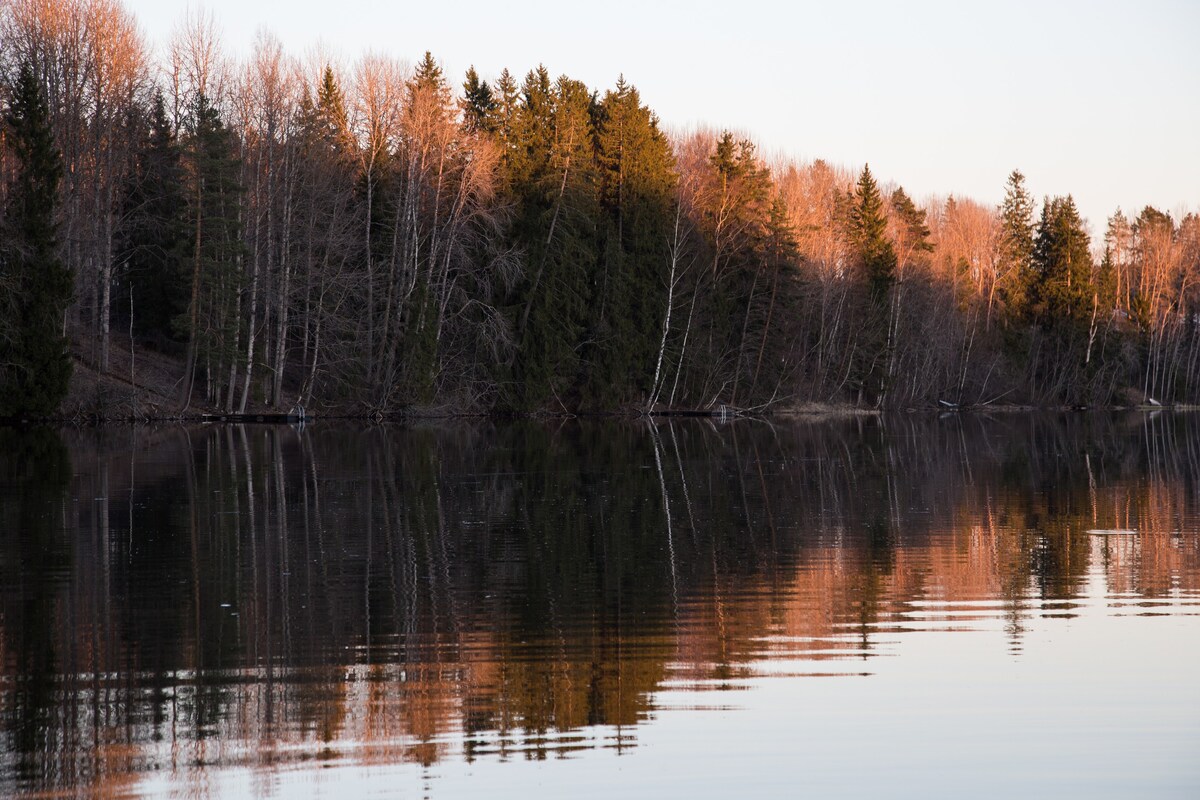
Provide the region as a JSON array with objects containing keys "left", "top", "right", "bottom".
[{"left": 1, "top": 0, "right": 1198, "bottom": 416}]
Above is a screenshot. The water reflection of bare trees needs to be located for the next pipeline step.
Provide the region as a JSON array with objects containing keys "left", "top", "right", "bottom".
[{"left": 2, "top": 415, "right": 1200, "bottom": 795}]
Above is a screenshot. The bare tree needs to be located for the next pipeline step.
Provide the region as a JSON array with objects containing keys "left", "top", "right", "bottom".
[
  {"left": 1, "top": 0, "right": 148, "bottom": 372},
  {"left": 350, "top": 52, "right": 403, "bottom": 400}
]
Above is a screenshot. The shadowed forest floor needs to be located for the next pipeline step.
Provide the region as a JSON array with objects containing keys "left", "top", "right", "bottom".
[{"left": 48, "top": 328, "right": 1181, "bottom": 422}]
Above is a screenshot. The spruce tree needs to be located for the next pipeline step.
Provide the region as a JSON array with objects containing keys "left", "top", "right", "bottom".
[
  {"left": 462, "top": 66, "right": 496, "bottom": 133},
  {"left": 890, "top": 187, "right": 933, "bottom": 257},
  {"left": 998, "top": 169, "right": 1036, "bottom": 321},
  {"left": 508, "top": 70, "right": 600, "bottom": 409},
  {"left": 413, "top": 51, "right": 443, "bottom": 90},
  {"left": 315, "top": 66, "right": 351, "bottom": 150},
  {"left": 846, "top": 165, "right": 897, "bottom": 404},
  {"left": 688, "top": 131, "right": 774, "bottom": 408},
  {"left": 0, "top": 64, "right": 73, "bottom": 416},
  {"left": 1033, "top": 195, "right": 1092, "bottom": 324},
  {"left": 746, "top": 194, "right": 799, "bottom": 401},
  {"left": 587, "top": 77, "right": 676, "bottom": 405},
  {"left": 492, "top": 69, "right": 521, "bottom": 167},
  {"left": 118, "top": 91, "right": 189, "bottom": 347},
  {"left": 1026, "top": 195, "right": 1097, "bottom": 402},
  {"left": 850, "top": 164, "right": 896, "bottom": 302}
]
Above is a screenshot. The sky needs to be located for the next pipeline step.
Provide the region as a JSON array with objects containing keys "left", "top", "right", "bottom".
[{"left": 125, "top": 0, "right": 1200, "bottom": 235}]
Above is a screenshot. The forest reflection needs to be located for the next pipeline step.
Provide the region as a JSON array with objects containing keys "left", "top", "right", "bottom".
[{"left": 2, "top": 414, "right": 1199, "bottom": 797}]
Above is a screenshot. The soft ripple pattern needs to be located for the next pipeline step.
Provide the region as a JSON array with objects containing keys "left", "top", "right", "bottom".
[{"left": 1, "top": 413, "right": 1199, "bottom": 798}]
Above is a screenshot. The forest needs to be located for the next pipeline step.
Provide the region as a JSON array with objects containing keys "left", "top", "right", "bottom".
[{"left": 1, "top": 0, "right": 1198, "bottom": 417}]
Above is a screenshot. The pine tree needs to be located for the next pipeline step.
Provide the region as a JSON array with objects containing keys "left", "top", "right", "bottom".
[
  {"left": 0, "top": 64, "right": 73, "bottom": 416},
  {"left": 292, "top": 66, "right": 358, "bottom": 406}
]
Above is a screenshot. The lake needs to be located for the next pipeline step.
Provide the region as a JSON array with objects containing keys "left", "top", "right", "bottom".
[{"left": 1, "top": 414, "right": 1198, "bottom": 798}]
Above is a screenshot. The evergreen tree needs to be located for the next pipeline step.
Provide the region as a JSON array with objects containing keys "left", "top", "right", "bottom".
[
  {"left": 292, "top": 66, "right": 359, "bottom": 406},
  {"left": 508, "top": 70, "right": 600, "bottom": 409},
  {"left": 1103, "top": 210, "right": 1133, "bottom": 316},
  {"left": 314, "top": 65, "right": 351, "bottom": 151},
  {"left": 1033, "top": 195, "right": 1092, "bottom": 324},
  {"left": 890, "top": 187, "right": 933, "bottom": 259},
  {"left": 462, "top": 66, "right": 496, "bottom": 133},
  {"left": 413, "top": 51, "right": 444, "bottom": 91},
  {"left": 492, "top": 68, "right": 521, "bottom": 168},
  {"left": 117, "top": 91, "right": 189, "bottom": 347},
  {"left": 850, "top": 165, "right": 897, "bottom": 302},
  {"left": 1024, "top": 195, "right": 1100, "bottom": 402},
  {"left": 845, "top": 164, "right": 897, "bottom": 403},
  {"left": 684, "top": 131, "right": 776, "bottom": 408},
  {"left": 585, "top": 76, "right": 677, "bottom": 405},
  {"left": 511, "top": 65, "right": 555, "bottom": 186},
  {"left": 1096, "top": 246, "right": 1119, "bottom": 317},
  {"left": 0, "top": 64, "right": 73, "bottom": 416},
  {"left": 745, "top": 194, "right": 800, "bottom": 401},
  {"left": 998, "top": 169, "right": 1036, "bottom": 321}
]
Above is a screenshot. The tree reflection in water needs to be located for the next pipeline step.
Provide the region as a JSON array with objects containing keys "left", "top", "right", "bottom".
[{"left": 1, "top": 414, "right": 1199, "bottom": 796}]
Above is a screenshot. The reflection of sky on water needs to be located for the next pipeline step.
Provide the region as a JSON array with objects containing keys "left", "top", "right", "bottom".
[
  {"left": 136, "top": 587, "right": 1200, "bottom": 799},
  {"left": 1, "top": 416, "right": 1198, "bottom": 798}
]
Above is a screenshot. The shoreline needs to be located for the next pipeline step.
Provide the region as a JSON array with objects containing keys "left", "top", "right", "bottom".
[
  {"left": 6, "top": 355, "right": 1189, "bottom": 425},
  {"left": 2, "top": 402, "right": 1193, "bottom": 426}
]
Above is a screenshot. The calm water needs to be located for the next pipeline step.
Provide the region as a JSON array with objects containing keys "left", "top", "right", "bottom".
[{"left": 1, "top": 415, "right": 1198, "bottom": 798}]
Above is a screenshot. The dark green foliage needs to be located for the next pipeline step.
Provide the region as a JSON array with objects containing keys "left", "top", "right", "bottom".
[
  {"left": 1096, "top": 247, "right": 1118, "bottom": 317},
  {"left": 845, "top": 165, "right": 896, "bottom": 403},
  {"left": 462, "top": 66, "right": 496, "bottom": 133},
  {"left": 1026, "top": 195, "right": 1100, "bottom": 403},
  {"left": 491, "top": 69, "right": 522, "bottom": 167},
  {"left": 850, "top": 165, "right": 896, "bottom": 302},
  {"left": 9, "top": 25, "right": 1190, "bottom": 415},
  {"left": 0, "top": 65, "right": 72, "bottom": 416},
  {"left": 507, "top": 70, "right": 601, "bottom": 409},
  {"left": 1135, "top": 205, "right": 1173, "bottom": 234},
  {"left": 583, "top": 77, "right": 677, "bottom": 407},
  {"left": 743, "top": 196, "right": 800, "bottom": 402},
  {"left": 313, "top": 66, "right": 351, "bottom": 149},
  {"left": 998, "top": 169, "right": 1036, "bottom": 321},
  {"left": 117, "top": 91, "right": 189, "bottom": 349},
  {"left": 1033, "top": 195, "right": 1093, "bottom": 325}
]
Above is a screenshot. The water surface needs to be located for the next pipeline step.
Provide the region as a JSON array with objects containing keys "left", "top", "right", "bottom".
[{"left": 1, "top": 415, "right": 1198, "bottom": 798}]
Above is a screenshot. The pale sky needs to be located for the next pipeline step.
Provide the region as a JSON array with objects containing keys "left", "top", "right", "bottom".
[{"left": 127, "top": 0, "right": 1199, "bottom": 235}]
